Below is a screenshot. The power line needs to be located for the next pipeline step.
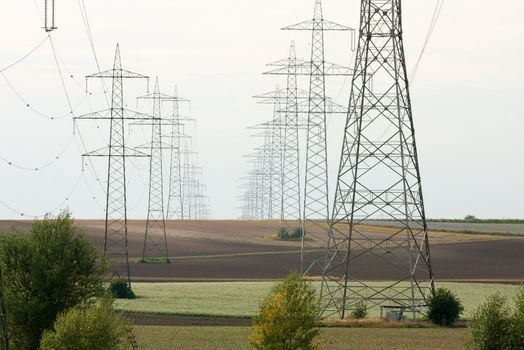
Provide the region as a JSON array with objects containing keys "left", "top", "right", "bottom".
[
  {"left": 0, "top": 170, "right": 84, "bottom": 218},
  {"left": 409, "top": 0, "right": 445, "bottom": 84},
  {"left": 0, "top": 36, "right": 48, "bottom": 73},
  {"left": 0, "top": 134, "right": 75, "bottom": 171}
]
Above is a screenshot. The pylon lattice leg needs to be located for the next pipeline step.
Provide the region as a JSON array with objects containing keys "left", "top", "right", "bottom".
[{"left": 320, "top": 0, "right": 435, "bottom": 321}]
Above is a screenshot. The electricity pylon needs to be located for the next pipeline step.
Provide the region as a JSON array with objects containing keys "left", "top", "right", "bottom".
[
  {"left": 0, "top": 268, "right": 8, "bottom": 350},
  {"left": 165, "top": 86, "right": 191, "bottom": 220},
  {"left": 279, "top": 0, "right": 354, "bottom": 275},
  {"left": 320, "top": 0, "right": 435, "bottom": 321},
  {"left": 75, "top": 44, "right": 152, "bottom": 286},
  {"left": 136, "top": 78, "right": 172, "bottom": 263},
  {"left": 263, "top": 42, "right": 303, "bottom": 236},
  {"left": 250, "top": 85, "right": 284, "bottom": 220}
]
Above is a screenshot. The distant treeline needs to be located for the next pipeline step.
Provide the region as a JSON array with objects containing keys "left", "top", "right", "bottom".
[
  {"left": 426, "top": 218, "right": 524, "bottom": 224},
  {"left": 368, "top": 218, "right": 524, "bottom": 224}
]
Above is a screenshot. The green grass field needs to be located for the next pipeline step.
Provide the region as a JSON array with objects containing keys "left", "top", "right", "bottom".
[
  {"left": 115, "top": 281, "right": 522, "bottom": 319},
  {"left": 133, "top": 326, "right": 466, "bottom": 350}
]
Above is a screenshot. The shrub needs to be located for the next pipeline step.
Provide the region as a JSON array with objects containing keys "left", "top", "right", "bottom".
[
  {"left": 278, "top": 227, "right": 289, "bottom": 240},
  {"left": 0, "top": 211, "right": 108, "bottom": 350},
  {"left": 40, "top": 299, "right": 134, "bottom": 350},
  {"left": 110, "top": 278, "right": 136, "bottom": 299},
  {"left": 290, "top": 227, "right": 303, "bottom": 240},
  {"left": 464, "top": 293, "right": 512, "bottom": 350},
  {"left": 277, "top": 227, "right": 303, "bottom": 241},
  {"left": 352, "top": 301, "right": 368, "bottom": 320},
  {"left": 509, "top": 286, "right": 524, "bottom": 349},
  {"left": 251, "top": 272, "right": 320, "bottom": 350},
  {"left": 464, "top": 215, "right": 478, "bottom": 222},
  {"left": 426, "top": 288, "right": 464, "bottom": 326}
]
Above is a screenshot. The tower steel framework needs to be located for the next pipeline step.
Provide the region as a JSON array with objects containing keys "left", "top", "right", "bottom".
[
  {"left": 135, "top": 78, "right": 175, "bottom": 262},
  {"left": 264, "top": 42, "right": 303, "bottom": 233},
  {"left": 75, "top": 44, "right": 152, "bottom": 286},
  {"left": 320, "top": 0, "right": 435, "bottom": 320},
  {"left": 280, "top": 0, "right": 353, "bottom": 275},
  {"left": 250, "top": 86, "right": 285, "bottom": 220},
  {"left": 165, "top": 86, "right": 191, "bottom": 220}
]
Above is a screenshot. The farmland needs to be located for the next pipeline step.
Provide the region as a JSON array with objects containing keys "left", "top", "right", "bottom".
[
  {"left": 1, "top": 219, "right": 523, "bottom": 349},
  {"left": 133, "top": 326, "right": 466, "bottom": 350},
  {"left": 115, "top": 281, "right": 521, "bottom": 319},
  {"left": 369, "top": 220, "right": 524, "bottom": 236}
]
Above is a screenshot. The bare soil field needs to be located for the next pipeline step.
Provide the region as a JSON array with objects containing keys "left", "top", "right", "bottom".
[{"left": 1, "top": 219, "right": 523, "bottom": 282}]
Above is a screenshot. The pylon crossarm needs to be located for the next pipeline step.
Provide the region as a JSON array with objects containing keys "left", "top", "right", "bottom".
[
  {"left": 263, "top": 61, "right": 352, "bottom": 76},
  {"left": 75, "top": 109, "right": 157, "bottom": 121},
  {"left": 282, "top": 19, "right": 354, "bottom": 32},
  {"left": 82, "top": 146, "right": 151, "bottom": 158},
  {"left": 87, "top": 69, "right": 149, "bottom": 79},
  {"left": 265, "top": 57, "right": 308, "bottom": 67}
]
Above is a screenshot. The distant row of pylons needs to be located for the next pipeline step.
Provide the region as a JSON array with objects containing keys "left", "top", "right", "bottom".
[{"left": 241, "top": 0, "right": 435, "bottom": 321}]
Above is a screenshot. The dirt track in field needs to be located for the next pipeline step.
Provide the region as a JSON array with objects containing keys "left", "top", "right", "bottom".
[{"left": 1, "top": 220, "right": 523, "bottom": 282}]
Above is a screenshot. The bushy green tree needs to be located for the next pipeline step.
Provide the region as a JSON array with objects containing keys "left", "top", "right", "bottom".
[
  {"left": 464, "top": 293, "right": 512, "bottom": 350},
  {"left": 426, "top": 288, "right": 464, "bottom": 326},
  {"left": 250, "top": 272, "right": 320, "bottom": 350},
  {"left": 0, "top": 211, "right": 108, "bottom": 350},
  {"left": 509, "top": 286, "right": 524, "bottom": 349},
  {"left": 40, "top": 299, "right": 133, "bottom": 350}
]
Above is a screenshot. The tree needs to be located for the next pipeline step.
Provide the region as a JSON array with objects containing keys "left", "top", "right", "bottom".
[
  {"left": 250, "top": 272, "right": 320, "bottom": 350},
  {"left": 464, "top": 293, "right": 512, "bottom": 350},
  {"left": 509, "top": 286, "right": 524, "bottom": 349},
  {"left": 426, "top": 288, "right": 464, "bottom": 326},
  {"left": 40, "top": 299, "right": 133, "bottom": 350},
  {"left": 0, "top": 211, "right": 108, "bottom": 350}
]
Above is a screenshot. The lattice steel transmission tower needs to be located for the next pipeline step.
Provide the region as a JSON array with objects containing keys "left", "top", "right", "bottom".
[
  {"left": 320, "top": 0, "right": 435, "bottom": 321},
  {"left": 281, "top": 0, "right": 353, "bottom": 275},
  {"left": 261, "top": 43, "right": 303, "bottom": 232},
  {"left": 165, "top": 86, "right": 191, "bottom": 220},
  {"left": 0, "top": 268, "right": 8, "bottom": 350},
  {"left": 136, "top": 78, "right": 172, "bottom": 263},
  {"left": 250, "top": 85, "right": 285, "bottom": 221},
  {"left": 75, "top": 44, "right": 151, "bottom": 286}
]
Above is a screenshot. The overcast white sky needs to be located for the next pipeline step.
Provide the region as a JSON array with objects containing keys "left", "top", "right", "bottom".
[{"left": 0, "top": 0, "right": 523, "bottom": 220}]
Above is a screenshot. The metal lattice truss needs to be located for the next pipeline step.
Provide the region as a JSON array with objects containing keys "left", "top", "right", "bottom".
[
  {"left": 320, "top": 0, "right": 435, "bottom": 321},
  {"left": 180, "top": 143, "right": 210, "bottom": 220},
  {"left": 282, "top": 0, "right": 354, "bottom": 275},
  {"left": 134, "top": 78, "right": 174, "bottom": 263},
  {"left": 74, "top": 44, "right": 152, "bottom": 286},
  {"left": 164, "top": 86, "right": 191, "bottom": 220}
]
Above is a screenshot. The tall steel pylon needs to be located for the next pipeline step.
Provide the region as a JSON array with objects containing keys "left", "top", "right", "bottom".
[
  {"left": 320, "top": 0, "right": 435, "bottom": 320},
  {"left": 75, "top": 44, "right": 152, "bottom": 286},
  {"left": 165, "top": 86, "right": 191, "bottom": 220},
  {"left": 181, "top": 144, "right": 201, "bottom": 219},
  {"left": 281, "top": 0, "right": 353, "bottom": 275},
  {"left": 0, "top": 268, "right": 8, "bottom": 350},
  {"left": 265, "top": 42, "right": 305, "bottom": 235},
  {"left": 136, "top": 78, "right": 171, "bottom": 263}
]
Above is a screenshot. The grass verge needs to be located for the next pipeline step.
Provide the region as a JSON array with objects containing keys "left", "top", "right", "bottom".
[
  {"left": 133, "top": 326, "right": 466, "bottom": 350},
  {"left": 114, "top": 281, "right": 522, "bottom": 319}
]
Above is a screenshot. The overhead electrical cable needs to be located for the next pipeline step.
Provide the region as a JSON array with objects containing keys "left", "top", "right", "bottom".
[
  {"left": 409, "top": 0, "right": 445, "bottom": 84},
  {"left": 0, "top": 36, "right": 49, "bottom": 73},
  {"left": 0, "top": 134, "right": 75, "bottom": 171},
  {"left": 0, "top": 170, "right": 84, "bottom": 218}
]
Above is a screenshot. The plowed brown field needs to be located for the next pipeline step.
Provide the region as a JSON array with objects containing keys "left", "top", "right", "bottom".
[{"left": 1, "top": 220, "right": 523, "bottom": 283}]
